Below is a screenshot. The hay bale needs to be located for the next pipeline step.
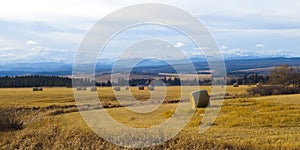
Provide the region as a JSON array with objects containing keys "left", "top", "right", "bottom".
[
  {"left": 33, "top": 87, "right": 43, "bottom": 91},
  {"left": 148, "top": 85, "right": 154, "bottom": 91},
  {"left": 90, "top": 86, "right": 97, "bottom": 92},
  {"left": 138, "top": 86, "right": 144, "bottom": 90},
  {"left": 33, "top": 87, "right": 39, "bottom": 91},
  {"left": 125, "top": 86, "right": 129, "bottom": 90},
  {"left": 76, "top": 87, "right": 86, "bottom": 91},
  {"left": 256, "top": 82, "right": 262, "bottom": 87},
  {"left": 113, "top": 86, "right": 121, "bottom": 91},
  {"left": 233, "top": 83, "right": 239, "bottom": 87},
  {"left": 190, "top": 90, "right": 210, "bottom": 108}
]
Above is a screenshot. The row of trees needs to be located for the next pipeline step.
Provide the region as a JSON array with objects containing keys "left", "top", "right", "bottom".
[
  {"left": 228, "top": 74, "right": 269, "bottom": 85},
  {"left": 269, "top": 65, "right": 300, "bottom": 87},
  {"left": 229, "top": 65, "right": 300, "bottom": 87},
  {"left": 0, "top": 76, "right": 187, "bottom": 87},
  {"left": 96, "top": 77, "right": 183, "bottom": 86},
  {"left": 100, "top": 75, "right": 269, "bottom": 87},
  {"left": 0, "top": 76, "right": 215, "bottom": 87},
  {"left": 107, "top": 77, "right": 217, "bottom": 86},
  {"left": 248, "top": 65, "right": 300, "bottom": 96},
  {"left": 0, "top": 76, "right": 92, "bottom": 88}
]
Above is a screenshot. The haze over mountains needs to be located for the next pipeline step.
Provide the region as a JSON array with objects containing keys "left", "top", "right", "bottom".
[{"left": 1, "top": 56, "right": 300, "bottom": 77}]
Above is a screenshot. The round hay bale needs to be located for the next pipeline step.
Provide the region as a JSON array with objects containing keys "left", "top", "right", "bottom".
[
  {"left": 76, "top": 87, "right": 86, "bottom": 91},
  {"left": 125, "top": 86, "right": 129, "bottom": 90},
  {"left": 256, "top": 82, "right": 262, "bottom": 87},
  {"left": 190, "top": 90, "right": 210, "bottom": 108},
  {"left": 233, "top": 83, "right": 239, "bottom": 87},
  {"left": 113, "top": 86, "right": 121, "bottom": 91},
  {"left": 33, "top": 87, "right": 43, "bottom": 91},
  {"left": 138, "top": 86, "right": 144, "bottom": 90},
  {"left": 33, "top": 87, "right": 39, "bottom": 91},
  {"left": 148, "top": 85, "right": 154, "bottom": 91},
  {"left": 90, "top": 86, "right": 97, "bottom": 92}
]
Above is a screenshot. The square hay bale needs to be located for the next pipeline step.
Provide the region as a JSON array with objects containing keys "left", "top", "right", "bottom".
[
  {"left": 190, "top": 90, "right": 210, "bottom": 108},
  {"left": 113, "top": 86, "right": 121, "bottom": 91}
]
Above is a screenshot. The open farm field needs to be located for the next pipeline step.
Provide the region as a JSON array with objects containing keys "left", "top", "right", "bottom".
[{"left": 1, "top": 86, "right": 300, "bottom": 149}]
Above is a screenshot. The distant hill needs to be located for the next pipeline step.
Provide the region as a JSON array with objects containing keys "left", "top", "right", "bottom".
[
  {"left": 224, "top": 57, "right": 300, "bottom": 73},
  {"left": 127, "top": 57, "right": 300, "bottom": 75},
  {"left": 1, "top": 57, "right": 300, "bottom": 76}
]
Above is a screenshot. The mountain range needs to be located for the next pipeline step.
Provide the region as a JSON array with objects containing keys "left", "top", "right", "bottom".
[{"left": 1, "top": 57, "right": 300, "bottom": 77}]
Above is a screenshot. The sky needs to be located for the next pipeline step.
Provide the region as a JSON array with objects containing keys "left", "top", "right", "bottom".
[{"left": 0, "top": 0, "right": 300, "bottom": 64}]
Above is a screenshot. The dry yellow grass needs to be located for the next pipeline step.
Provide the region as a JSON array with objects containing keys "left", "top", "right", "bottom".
[{"left": 1, "top": 86, "right": 300, "bottom": 149}]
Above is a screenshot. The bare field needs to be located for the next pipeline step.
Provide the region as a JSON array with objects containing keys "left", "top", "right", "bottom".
[{"left": 1, "top": 86, "right": 300, "bottom": 149}]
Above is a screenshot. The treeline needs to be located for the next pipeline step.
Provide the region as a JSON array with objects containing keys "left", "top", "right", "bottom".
[
  {"left": 228, "top": 74, "right": 269, "bottom": 85},
  {"left": 98, "top": 75, "right": 269, "bottom": 86},
  {"left": 0, "top": 76, "right": 92, "bottom": 88},
  {"left": 95, "top": 77, "right": 182, "bottom": 86},
  {"left": 0, "top": 74, "right": 272, "bottom": 88},
  {"left": 248, "top": 65, "right": 300, "bottom": 96},
  {"left": 269, "top": 65, "right": 300, "bottom": 87},
  {"left": 100, "top": 77, "right": 215, "bottom": 86}
]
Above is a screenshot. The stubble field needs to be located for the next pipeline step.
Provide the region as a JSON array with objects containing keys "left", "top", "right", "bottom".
[{"left": 0, "top": 86, "right": 300, "bottom": 149}]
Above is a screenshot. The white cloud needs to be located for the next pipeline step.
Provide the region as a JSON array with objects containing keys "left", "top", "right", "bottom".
[
  {"left": 26, "top": 40, "right": 37, "bottom": 45},
  {"left": 255, "top": 44, "right": 265, "bottom": 48},
  {"left": 0, "top": 46, "right": 72, "bottom": 63},
  {"left": 174, "top": 42, "right": 184, "bottom": 48},
  {"left": 0, "top": 1, "right": 300, "bottom": 63},
  {"left": 192, "top": 51, "right": 203, "bottom": 56},
  {"left": 220, "top": 45, "right": 229, "bottom": 50},
  {"left": 0, "top": 0, "right": 299, "bottom": 33},
  {"left": 191, "top": 47, "right": 212, "bottom": 56}
]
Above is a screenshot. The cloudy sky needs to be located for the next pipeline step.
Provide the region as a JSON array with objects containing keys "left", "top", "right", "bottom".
[{"left": 0, "top": 0, "right": 299, "bottom": 63}]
